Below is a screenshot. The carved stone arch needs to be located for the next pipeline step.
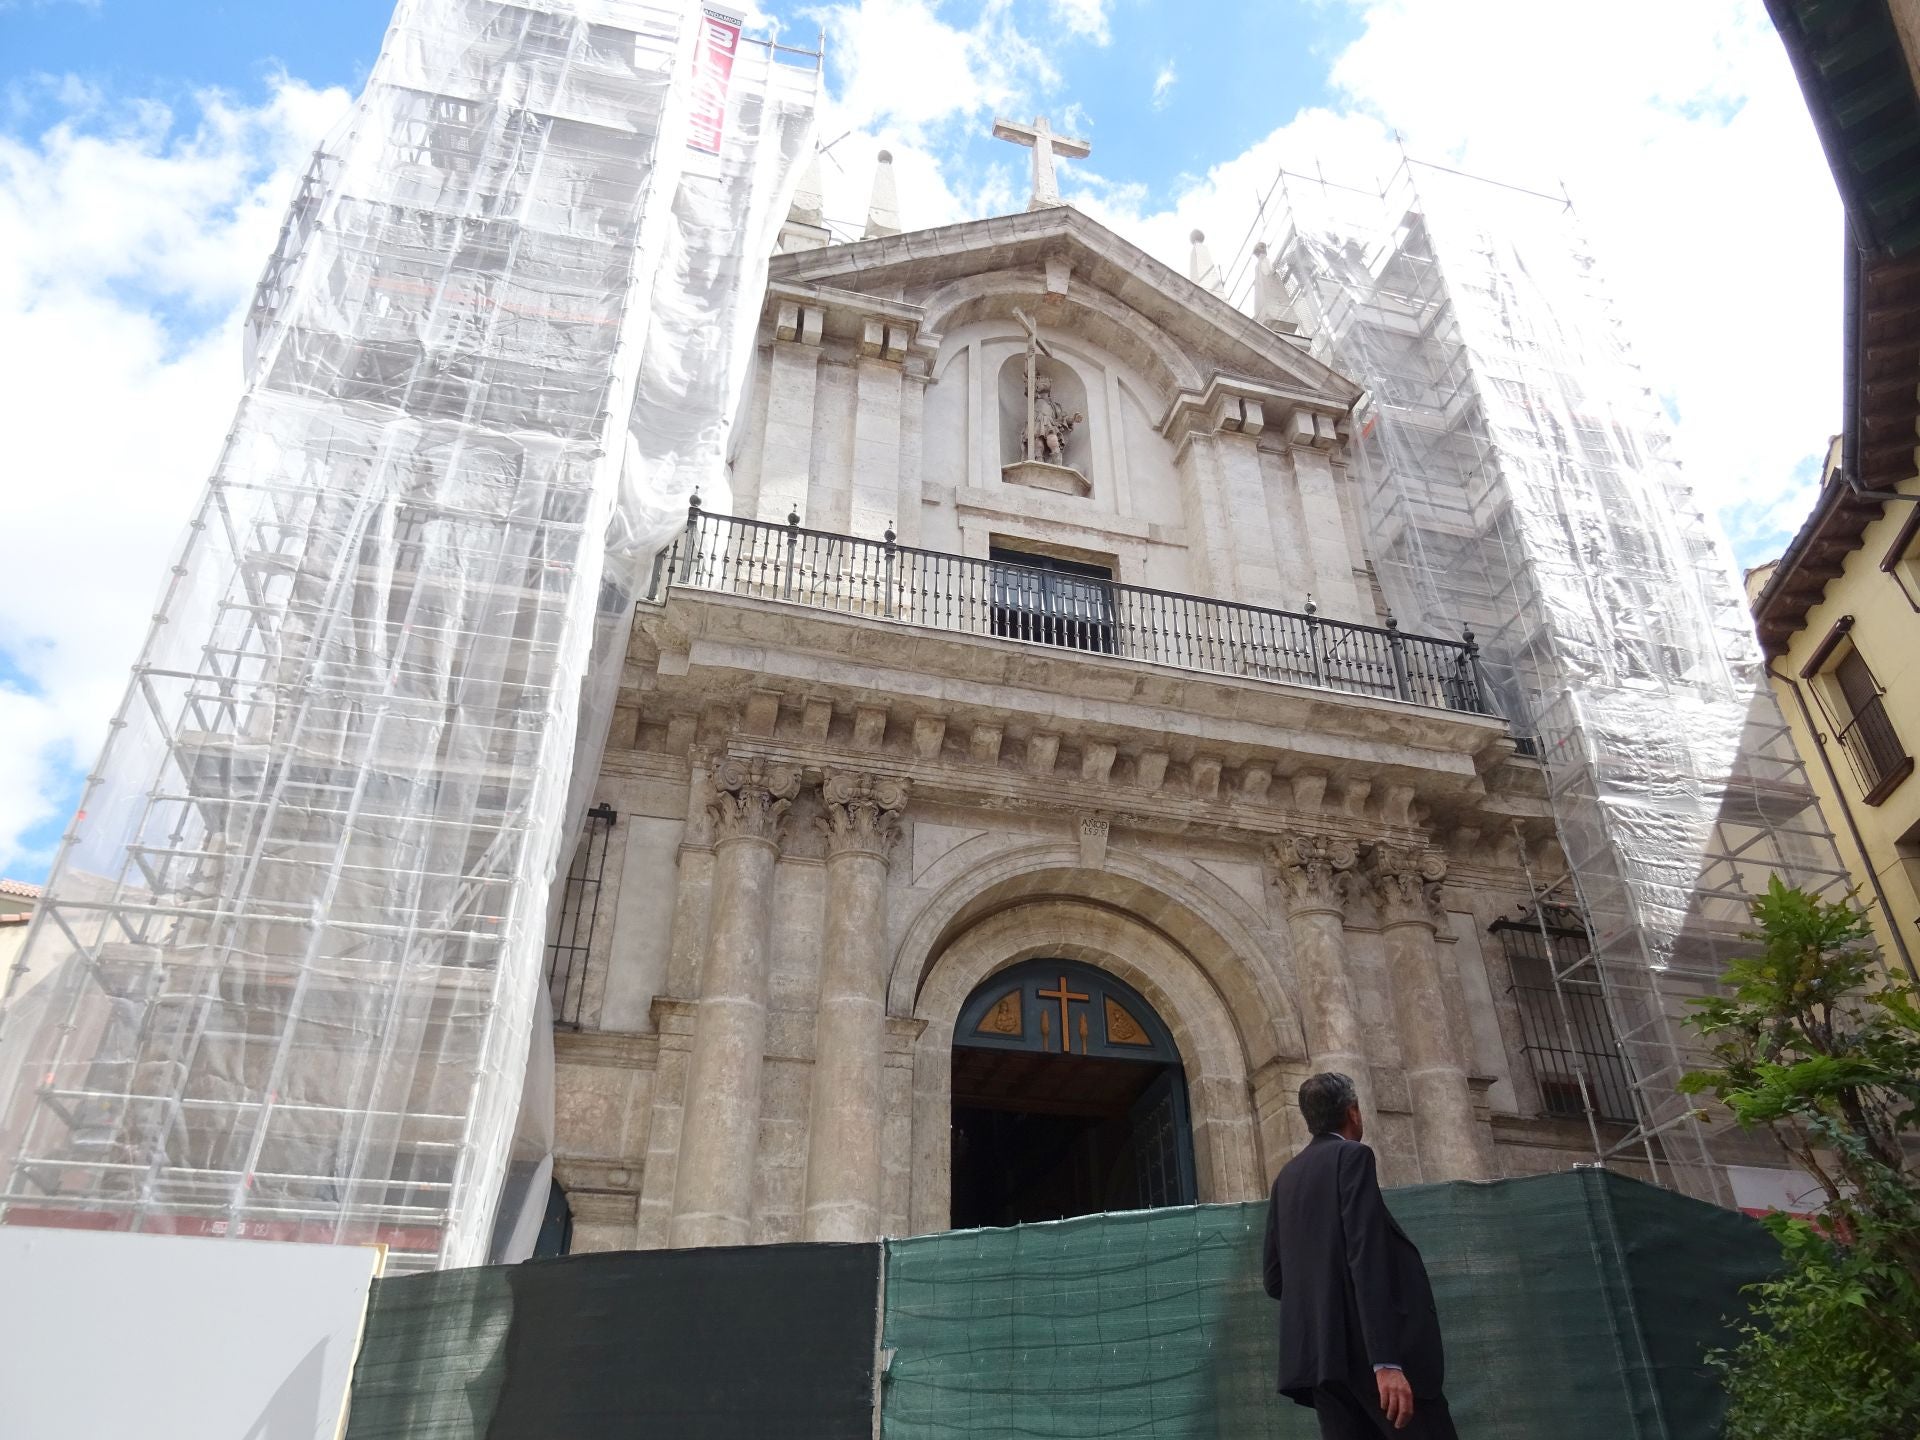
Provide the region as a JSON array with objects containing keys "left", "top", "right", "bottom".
[
  {"left": 907, "top": 896, "right": 1266, "bottom": 1232},
  {"left": 890, "top": 838, "right": 1305, "bottom": 1068},
  {"left": 919, "top": 274, "right": 1206, "bottom": 399}
]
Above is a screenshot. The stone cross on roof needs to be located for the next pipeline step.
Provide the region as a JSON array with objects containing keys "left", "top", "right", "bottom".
[{"left": 991, "top": 114, "right": 1091, "bottom": 211}]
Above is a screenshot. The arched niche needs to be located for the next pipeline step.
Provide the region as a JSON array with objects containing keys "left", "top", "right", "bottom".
[{"left": 998, "top": 352, "right": 1092, "bottom": 492}]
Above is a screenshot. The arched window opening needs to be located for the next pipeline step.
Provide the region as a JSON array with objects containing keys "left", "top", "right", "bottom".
[{"left": 950, "top": 958, "right": 1195, "bottom": 1228}]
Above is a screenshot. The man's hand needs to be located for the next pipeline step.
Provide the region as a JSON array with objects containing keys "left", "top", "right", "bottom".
[{"left": 1375, "top": 1367, "right": 1414, "bottom": 1430}]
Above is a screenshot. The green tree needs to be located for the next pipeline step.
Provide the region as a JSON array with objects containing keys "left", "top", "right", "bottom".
[{"left": 1679, "top": 878, "right": 1920, "bottom": 1440}]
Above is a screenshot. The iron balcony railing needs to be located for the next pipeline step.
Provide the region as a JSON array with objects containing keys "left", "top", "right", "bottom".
[
  {"left": 646, "top": 504, "right": 1497, "bottom": 717},
  {"left": 1835, "top": 691, "right": 1912, "bottom": 803}
]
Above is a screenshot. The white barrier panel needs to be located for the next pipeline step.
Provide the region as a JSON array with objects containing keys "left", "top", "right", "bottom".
[{"left": 0, "top": 1227, "right": 380, "bottom": 1440}]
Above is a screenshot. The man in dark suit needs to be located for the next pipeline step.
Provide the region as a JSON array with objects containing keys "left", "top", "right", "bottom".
[{"left": 1262, "top": 1072, "right": 1458, "bottom": 1438}]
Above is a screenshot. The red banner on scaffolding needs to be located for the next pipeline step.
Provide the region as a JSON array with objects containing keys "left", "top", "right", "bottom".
[{"left": 689, "top": 7, "right": 744, "bottom": 155}]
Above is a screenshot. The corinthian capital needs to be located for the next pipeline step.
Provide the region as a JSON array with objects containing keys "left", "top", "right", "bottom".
[
  {"left": 1268, "top": 832, "right": 1360, "bottom": 917},
  {"left": 817, "top": 770, "right": 910, "bottom": 858},
  {"left": 707, "top": 756, "right": 802, "bottom": 847},
  {"left": 1368, "top": 842, "right": 1448, "bottom": 928}
]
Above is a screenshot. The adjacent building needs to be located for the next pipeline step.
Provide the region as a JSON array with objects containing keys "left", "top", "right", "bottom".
[{"left": 1752, "top": 0, "right": 1920, "bottom": 978}]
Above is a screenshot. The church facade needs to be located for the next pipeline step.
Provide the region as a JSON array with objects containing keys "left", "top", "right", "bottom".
[{"left": 544, "top": 191, "right": 1596, "bottom": 1254}]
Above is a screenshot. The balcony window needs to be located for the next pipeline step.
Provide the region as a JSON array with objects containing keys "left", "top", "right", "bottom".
[
  {"left": 1807, "top": 629, "right": 1912, "bottom": 806},
  {"left": 1882, "top": 504, "right": 1920, "bottom": 611},
  {"left": 988, "top": 547, "right": 1115, "bottom": 655}
]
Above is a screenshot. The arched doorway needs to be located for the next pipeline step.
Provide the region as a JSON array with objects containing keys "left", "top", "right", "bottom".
[{"left": 950, "top": 958, "right": 1196, "bottom": 1228}]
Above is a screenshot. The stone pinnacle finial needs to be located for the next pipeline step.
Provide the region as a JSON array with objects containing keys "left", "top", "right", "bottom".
[
  {"left": 776, "top": 148, "right": 831, "bottom": 253},
  {"left": 1188, "top": 229, "right": 1224, "bottom": 295},
  {"left": 1251, "top": 240, "right": 1306, "bottom": 337},
  {"left": 788, "top": 150, "right": 824, "bottom": 228},
  {"left": 864, "top": 149, "right": 900, "bottom": 240}
]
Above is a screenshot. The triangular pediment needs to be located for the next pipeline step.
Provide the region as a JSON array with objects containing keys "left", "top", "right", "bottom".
[{"left": 766, "top": 206, "right": 1362, "bottom": 411}]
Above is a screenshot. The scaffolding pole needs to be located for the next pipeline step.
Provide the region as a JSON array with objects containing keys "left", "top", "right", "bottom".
[
  {"left": 0, "top": 0, "right": 817, "bottom": 1271},
  {"left": 1267, "top": 158, "right": 1853, "bottom": 1200}
]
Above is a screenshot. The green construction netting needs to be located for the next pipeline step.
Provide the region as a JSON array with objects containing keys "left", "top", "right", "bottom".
[
  {"left": 346, "top": 1242, "right": 881, "bottom": 1440},
  {"left": 878, "top": 1169, "right": 1779, "bottom": 1440}
]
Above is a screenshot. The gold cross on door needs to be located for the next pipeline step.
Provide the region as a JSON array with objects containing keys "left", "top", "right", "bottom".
[{"left": 1036, "top": 974, "right": 1090, "bottom": 1053}]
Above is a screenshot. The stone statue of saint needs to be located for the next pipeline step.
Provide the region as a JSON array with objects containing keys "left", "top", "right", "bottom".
[{"left": 1025, "top": 374, "right": 1082, "bottom": 465}]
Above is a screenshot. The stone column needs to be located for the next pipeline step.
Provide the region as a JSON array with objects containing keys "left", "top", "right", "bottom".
[
  {"left": 1369, "top": 843, "right": 1487, "bottom": 1181},
  {"left": 669, "top": 757, "right": 800, "bottom": 1247},
  {"left": 1268, "top": 833, "right": 1373, "bottom": 1118},
  {"left": 802, "top": 772, "right": 909, "bottom": 1241}
]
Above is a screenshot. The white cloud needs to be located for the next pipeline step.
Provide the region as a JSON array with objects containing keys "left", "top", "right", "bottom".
[
  {"left": 0, "top": 76, "right": 350, "bottom": 876},
  {"left": 1151, "top": 60, "right": 1176, "bottom": 110},
  {"left": 1049, "top": 0, "right": 1111, "bottom": 44},
  {"left": 814, "top": 0, "right": 1055, "bottom": 137}
]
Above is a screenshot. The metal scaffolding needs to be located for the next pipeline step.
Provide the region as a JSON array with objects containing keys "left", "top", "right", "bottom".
[
  {"left": 1266, "top": 159, "right": 1852, "bottom": 1199},
  {"left": 0, "top": 0, "right": 816, "bottom": 1270}
]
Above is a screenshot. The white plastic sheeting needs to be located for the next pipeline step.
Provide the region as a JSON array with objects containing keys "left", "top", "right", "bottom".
[
  {"left": 1270, "top": 162, "right": 1850, "bottom": 1197},
  {"left": 0, "top": 0, "right": 816, "bottom": 1270}
]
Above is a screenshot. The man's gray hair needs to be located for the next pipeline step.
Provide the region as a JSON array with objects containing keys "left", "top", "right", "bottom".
[{"left": 1298, "top": 1072, "right": 1358, "bottom": 1136}]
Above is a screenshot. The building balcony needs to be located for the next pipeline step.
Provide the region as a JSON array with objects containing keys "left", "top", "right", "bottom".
[
  {"left": 1836, "top": 691, "right": 1913, "bottom": 805},
  {"left": 645, "top": 506, "right": 1500, "bottom": 721}
]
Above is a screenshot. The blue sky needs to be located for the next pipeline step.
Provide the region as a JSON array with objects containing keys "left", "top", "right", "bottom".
[{"left": 0, "top": 0, "right": 1843, "bottom": 881}]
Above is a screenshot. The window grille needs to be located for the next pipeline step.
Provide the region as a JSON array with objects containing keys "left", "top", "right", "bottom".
[
  {"left": 1491, "top": 905, "right": 1636, "bottom": 1124},
  {"left": 1828, "top": 649, "right": 1912, "bottom": 802},
  {"left": 546, "top": 802, "right": 617, "bottom": 1028}
]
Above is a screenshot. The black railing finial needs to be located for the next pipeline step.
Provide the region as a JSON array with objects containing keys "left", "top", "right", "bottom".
[
  {"left": 1462, "top": 623, "right": 1478, "bottom": 655},
  {"left": 788, "top": 506, "right": 801, "bottom": 528},
  {"left": 688, "top": 490, "right": 702, "bottom": 517},
  {"left": 1304, "top": 594, "right": 1317, "bottom": 616}
]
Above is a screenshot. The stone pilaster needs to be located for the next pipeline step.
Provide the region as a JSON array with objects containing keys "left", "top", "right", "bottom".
[
  {"left": 669, "top": 756, "right": 800, "bottom": 1247},
  {"left": 1217, "top": 429, "right": 1285, "bottom": 607},
  {"left": 755, "top": 308, "right": 824, "bottom": 525},
  {"left": 802, "top": 771, "right": 909, "bottom": 1241},
  {"left": 851, "top": 331, "right": 904, "bottom": 541},
  {"left": 1268, "top": 832, "right": 1373, "bottom": 1122},
  {"left": 1287, "top": 418, "right": 1361, "bottom": 619},
  {"left": 1368, "top": 842, "right": 1487, "bottom": 1181}
]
